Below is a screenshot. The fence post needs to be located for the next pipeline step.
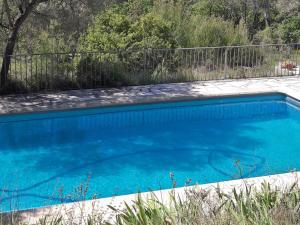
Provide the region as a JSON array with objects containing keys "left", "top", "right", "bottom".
[
  {"left": 143, "top": 48, "right": 147, "bottom": 84},
  {"left": 224, "top": 47, "right": 229, "bottom": 79},
  {"left": 1, "top": 54, "right": 7, "bottom": 89}
]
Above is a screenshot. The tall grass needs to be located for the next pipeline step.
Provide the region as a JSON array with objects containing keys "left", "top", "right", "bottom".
[{"left": 2, "top": 180, "right": 300, "bottom": 225}]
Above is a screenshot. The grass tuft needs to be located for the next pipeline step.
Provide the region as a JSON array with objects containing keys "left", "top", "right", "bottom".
[{"left": 2, "top": 181, "right": 300, "bottom": 224}]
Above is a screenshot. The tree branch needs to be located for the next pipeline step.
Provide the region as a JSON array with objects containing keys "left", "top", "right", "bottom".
[
  {"left": 32, "top": 10, "right": 51, "bottom": 18},
  {"left": 14, "top": 0, "right": 49, "bottom": 29},
  {"left": 3, "top": 0, "right": 13, "bottom": 27}
]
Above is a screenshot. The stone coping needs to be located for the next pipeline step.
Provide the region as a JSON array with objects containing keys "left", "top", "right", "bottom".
[
  {"left": 11, "top": 172, "right": 300, "bottom": 224},
  {"left": 0, "top": 76, "right": 300, "bottom": 115}
]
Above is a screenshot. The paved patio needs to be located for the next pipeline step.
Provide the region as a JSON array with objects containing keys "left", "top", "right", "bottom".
[{"left": 1, "top": 76, "right": 300, "bottom": 115}]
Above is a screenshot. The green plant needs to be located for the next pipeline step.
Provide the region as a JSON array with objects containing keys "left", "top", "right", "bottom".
[
  {"left": 2, "top": 181, "right": 300, "bottom": 225},
  {"left": 279, "top": 12, "right": 300, "bottom": 44},
  {"left": 184, "top": 16, "right": 249, "bottom": 47},
  {"left": 108, "top": 194, "right": 173, "bottom": 225}
]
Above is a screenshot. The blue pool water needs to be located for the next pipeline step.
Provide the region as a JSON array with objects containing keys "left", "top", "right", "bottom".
[{"left": 0, "top": 93, "right": 300, "bottom": 211}]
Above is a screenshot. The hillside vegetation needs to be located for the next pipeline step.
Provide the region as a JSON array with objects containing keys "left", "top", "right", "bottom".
[
  {"left": 1, "top": 0, "right": 299, "bottom": 54},
  {"left": 0, "top": 0, "right": 299, "bottom": 93}
]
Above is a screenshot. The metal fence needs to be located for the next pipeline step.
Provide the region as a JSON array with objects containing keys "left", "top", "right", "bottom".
[{"left": 0, "top": 43, "right": 299, "bottom": 94}]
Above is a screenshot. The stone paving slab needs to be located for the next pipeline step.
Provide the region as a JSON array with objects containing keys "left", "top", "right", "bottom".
[{"left": 0, "top": 76, "right": 300, "bottom": 115}]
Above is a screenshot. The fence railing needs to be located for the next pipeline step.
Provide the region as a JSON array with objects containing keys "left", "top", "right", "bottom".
[{"left": 0, "top": 44, "right": 299, "bottom": 94}]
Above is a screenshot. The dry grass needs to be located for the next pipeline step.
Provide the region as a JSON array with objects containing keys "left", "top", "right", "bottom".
[{"left": 2, "top": 181, "right": 300, "bottom": 225}]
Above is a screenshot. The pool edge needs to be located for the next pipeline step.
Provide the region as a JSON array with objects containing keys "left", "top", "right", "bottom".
[
  {"left": 0, "top": 91, "right": 290, "bottom": 118},
  {"left": 8, "top": 171, "right": 300, "bottom": 224}
]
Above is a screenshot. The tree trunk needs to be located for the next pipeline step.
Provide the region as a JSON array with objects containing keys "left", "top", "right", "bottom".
[
  {"left": 252, "top": 0, "right": 259, "bottom": 27},
  {"left": 0, "top": 28, "right": 19, "bottom": 88},
  {"left": 243, "top": 0, "right": 248, "bottom": 23},
  {"left": 0, "top": 0, "right": 48, "bottom": 89},
  {"left": 263, "top": 0, "right": 271, "bottom": 27}
]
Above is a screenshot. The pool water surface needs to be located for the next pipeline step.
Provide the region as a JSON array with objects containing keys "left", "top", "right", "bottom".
[{"left": 0, "top": 93, "right": 299, "bottom": 211}]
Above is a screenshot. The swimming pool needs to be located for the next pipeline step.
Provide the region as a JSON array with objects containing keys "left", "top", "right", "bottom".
[{"left": 0, "top": 93, "right": 299, "bottom": 211}]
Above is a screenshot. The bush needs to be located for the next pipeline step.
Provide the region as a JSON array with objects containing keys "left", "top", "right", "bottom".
[
  {"left": 128, "top": 13, "right": 177, "bottom": 50},
  {"left": 279, "top": 12, "right": 300, "bottom": 43},
  {"left": 76, "top": 55, "right": 132, "bottom": 88},
  {"left": 79, "top": 9, "right": 176, "bottom": 52},
  {"left": 78, "top": 9, "right": 178, "bottom": 87},
  {"left": 79, "top": 10, "right": 132, "bottom": 52},
  {"left": 184, "top": 16, "right": 249, "bottom": 47},
  {"left": 252, "top": 27, "right": 283, "bottom": 45},
  {"left": 0, "top": 79, "right": 28, "bottom": 94}
]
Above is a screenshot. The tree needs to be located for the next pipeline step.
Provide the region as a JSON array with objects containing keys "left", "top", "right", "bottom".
[
  {"left": 80, "top": 7, "right": 176, "bottom": 52},
  {"left": 0, "top": 0, "right": 49, "bottom": 88},
  {"left": 185, "top": 16, "right": 249, "bottom": 47},
  {"left": 280, "top": 11, "right": 300, "bottom": 43}
]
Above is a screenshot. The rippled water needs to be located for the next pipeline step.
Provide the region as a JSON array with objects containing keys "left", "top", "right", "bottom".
[{"left": 0, "top": 93, "right": 299, "bottom": 211}]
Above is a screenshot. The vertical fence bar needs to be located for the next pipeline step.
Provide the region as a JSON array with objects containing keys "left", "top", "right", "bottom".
[
  {"left": 14, "top": 54, "right": 17, "bottom": 93},
  {"left": 25, "top": 55, "right": 28, "bottom": 91},
  {"left": 39, "top": 54, "right": 42, "bottom": 91},
  {"left": 20, "top": 55, "right": 23, "bottom": 91},
  {"left": 297, "top": 44, "right": 299, "bottom": 75},
  {"left": 51, "top": 54, "right": 54, "bottom": 90},
  {"left": 30, "top": 55, "right": 33, "bottom": 92},
  {"left": 99, "top": 53, "right": 103, "bottom": 86},
  {"left": 45, "top": 55, "right": 49, "bottom": 91},
  {"left": 232, "top": 47, "right": 236, "bottom": 79},
  {"left": 35, "top": 55, "right": 37, "bottom": 92},
  {"left": 252, "top": 46, "right": 256, "bottom": 78},
  {"left": 9, "top": 55, "right": 12, "bottom": 91},
  {"left": 91, "top": 53, "right": 94, "bottom": 88},
  {"left": 224, "top": 48, "right": 228, "bottom": 79}
]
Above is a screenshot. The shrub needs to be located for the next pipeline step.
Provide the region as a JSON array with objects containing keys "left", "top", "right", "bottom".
[
  {"left": 184, "top": 16, "right": 249, "bottom": 47},
  {"left": 79, "top": 10, "right": 133, "bottom": 53},
  {"left": 0, "top": 79, "right": 28, "bottom": 94},
  {"left": 76, "top": 55, "right": 132, "bottom": 88},
  {"left": 79, "top": 9, "right": 176, "bottom": 52},
  {"left": 128, "top": 13, "right": 177, "bottom": 50},
  {"left": 252, "top": 26, "right": 283, "bottom": 45},
  {"left": 279, "top": 12, "right": 300, "bottom": 43},
  {"left": 78, "top": 10, "right": 178, "bottom": 87}
]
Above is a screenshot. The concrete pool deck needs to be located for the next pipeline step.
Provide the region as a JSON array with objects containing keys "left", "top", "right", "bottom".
[
  {"left": 1, "top": 76, "right": 300, "bottom": 115},
  {"left": 1, "top": 76, "right": 300, "bottom": 224}
]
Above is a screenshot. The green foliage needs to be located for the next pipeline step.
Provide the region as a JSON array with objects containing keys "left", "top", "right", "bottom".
[
  {"left": 79, "top": 8, "right": 176, "bottom": 52},
  {"left": 1, "top": 0, "right": 300, "bottom": 94},
  {"left": 79, "top": 10, "right": 132, "bottom": 52},
  {"left": 80, "top": 0, "right": 249, "bottom": 50},
  {"left": 151, "top": 0, "right": 192, "bottom": 47},
  {"left": 126, "top": 0, "right": 153, "bottom": 18},
  {"left": 108, "top": 194, "right": 173, "bottom": 225},
  {"left": 185, "top": 16, "right": 249, "bottom": 47},
  {"left": 129, "top": 13, "right": 177, "bottom": 49},
  {"left": 279, "top": 12, "right": 300, "bottom": 44},
  {"left": 1, "top": 182, "right": 300, "bottom": 224},
  {"left": 109, "top": 182, "right": 300, "bottom": 225},
  {"left": 76, "top": 55, "right": 131, "bottom": 88},
  {"left": 78, "top": 6, "right": 177, "bottom": 87},
  {"left": 252, "top": 27, "right": 282, "bottom": 45},
  {"left": 191, "top": 0, "right": 241, "bottom": 23}
]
